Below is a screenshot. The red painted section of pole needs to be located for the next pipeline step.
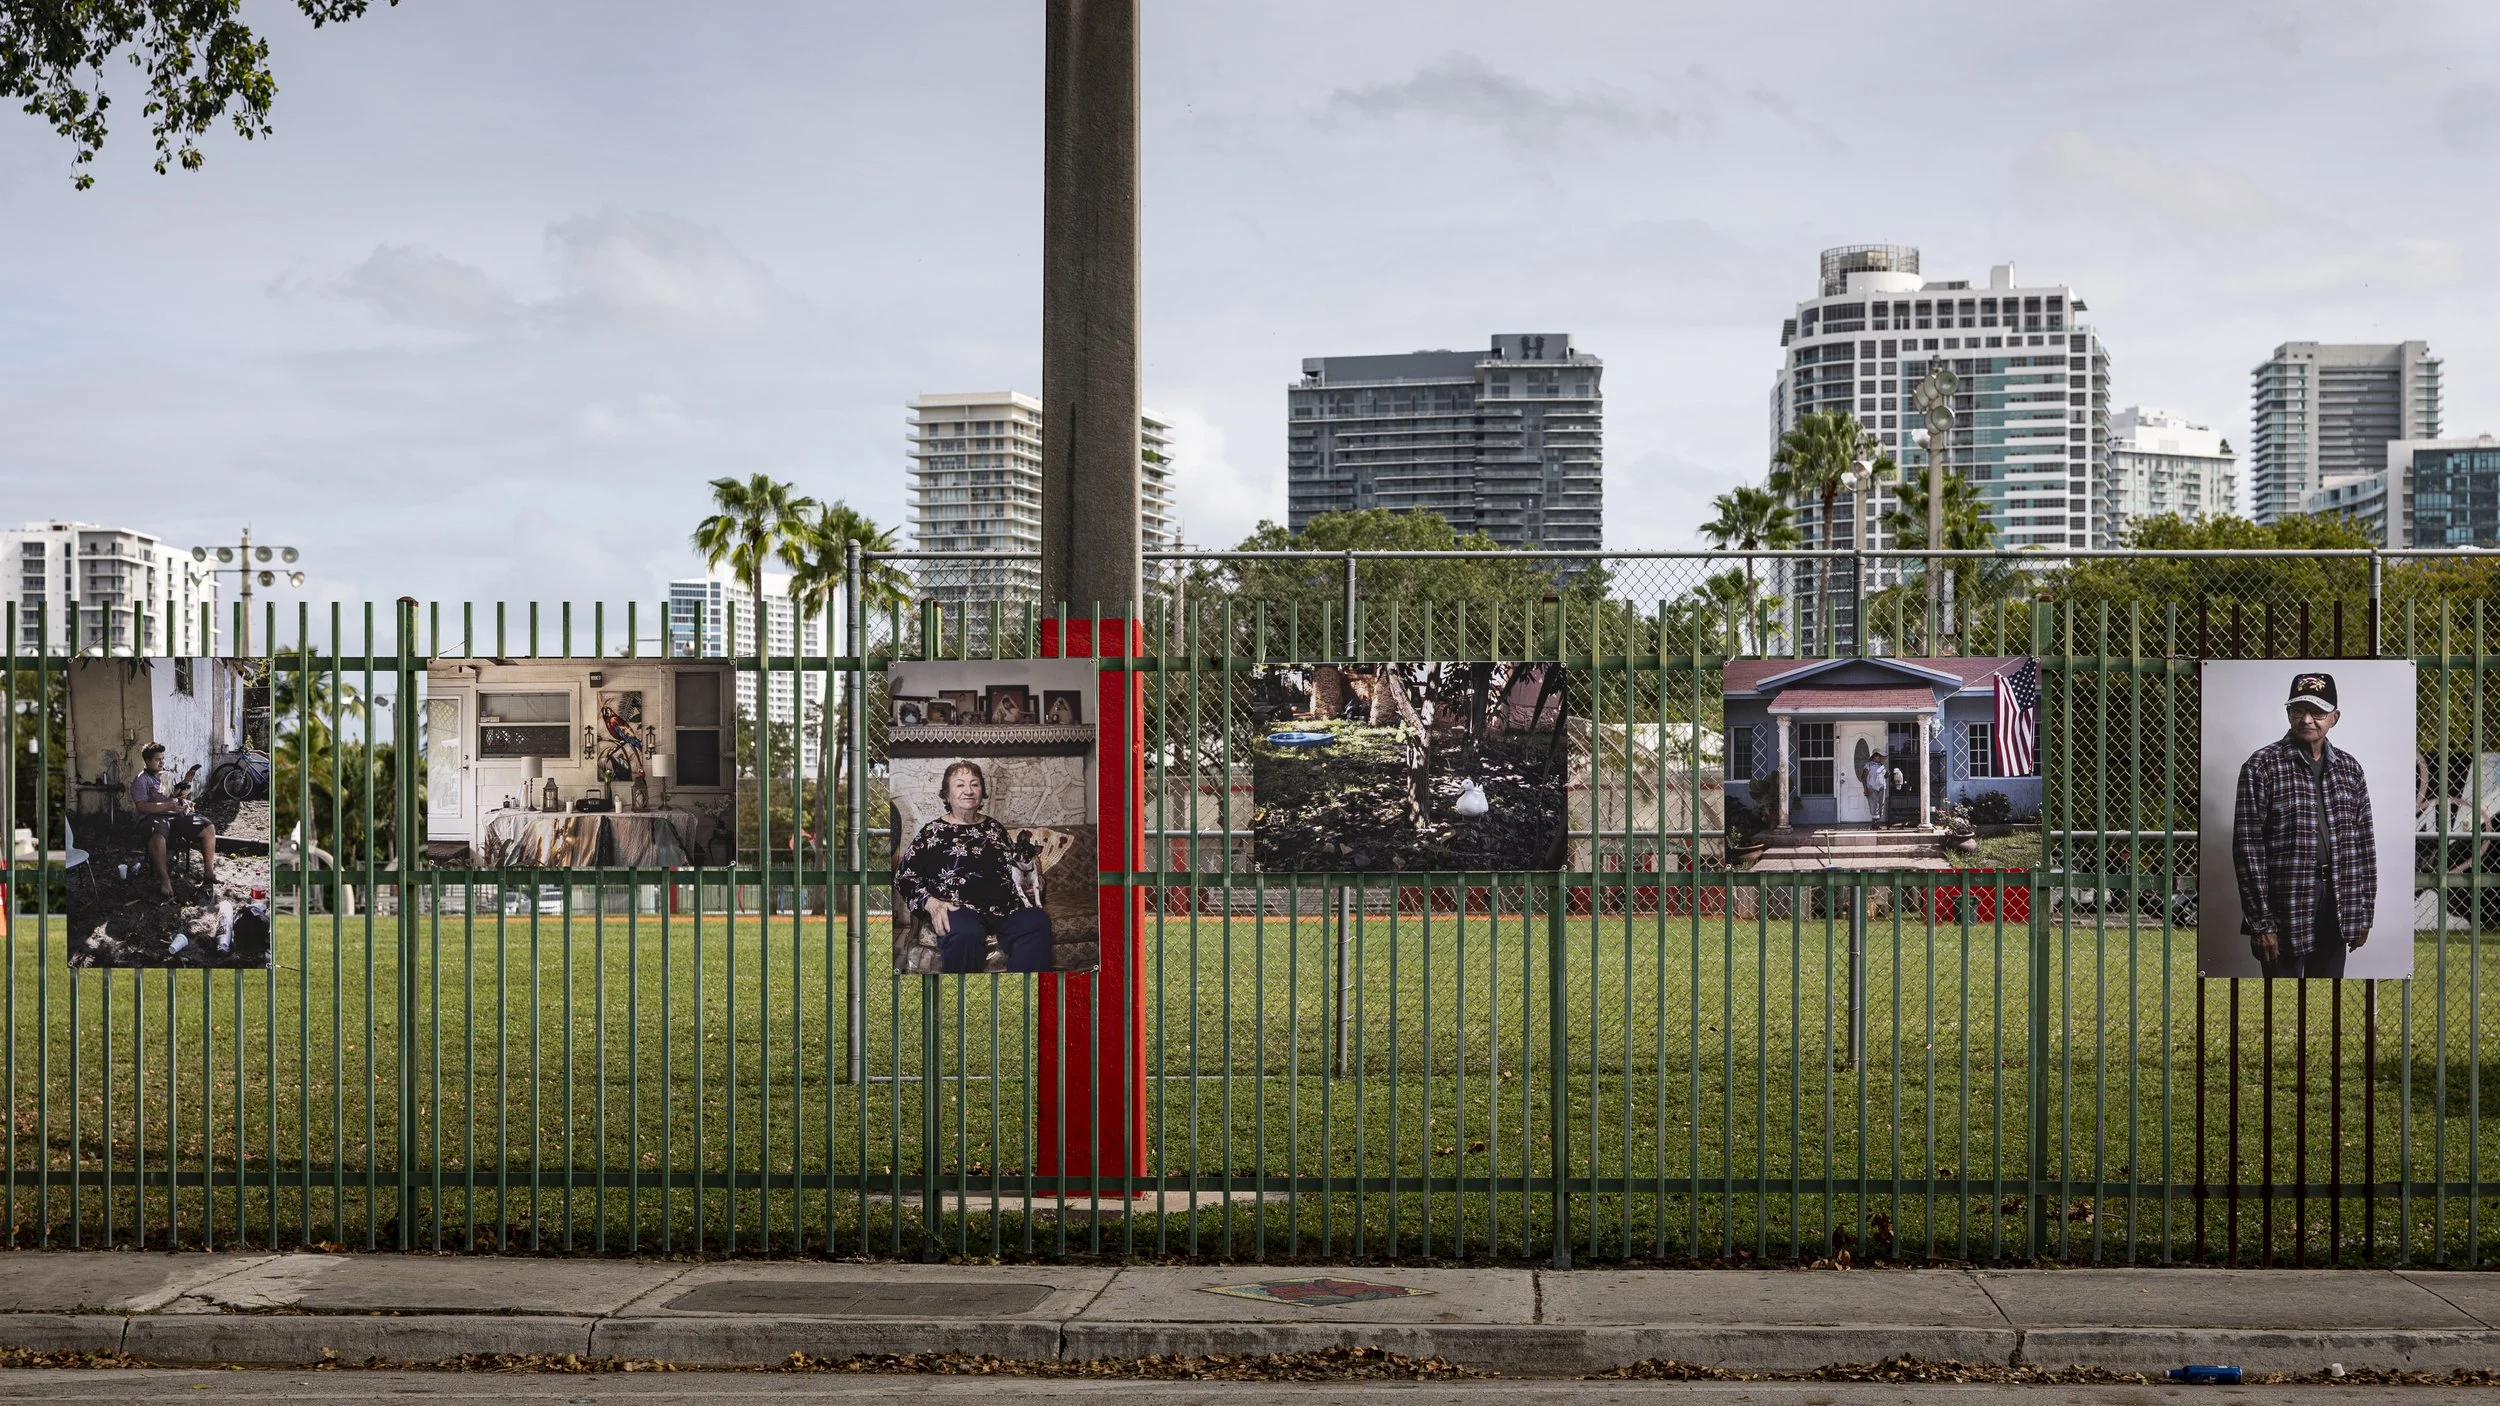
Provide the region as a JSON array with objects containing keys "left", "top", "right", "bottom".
[{"left": 1036, "top": 616, "right": 1148, "bottom": 1187}]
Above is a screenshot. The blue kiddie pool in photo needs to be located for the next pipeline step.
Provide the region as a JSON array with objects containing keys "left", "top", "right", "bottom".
[{"left": 1266, "top": 731, "right": 1336, "bottom": 747}]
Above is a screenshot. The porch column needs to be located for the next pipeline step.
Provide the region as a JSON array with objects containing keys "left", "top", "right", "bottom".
[
  {"left": 1916, "top": 714, "right": 1933, "bottom": 829},
  {"left": 1775, "top": 715, "right": 1792, "bottom": 830}
]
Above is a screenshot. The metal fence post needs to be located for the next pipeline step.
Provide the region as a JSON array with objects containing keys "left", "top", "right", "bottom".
[
  {"left": 394, "top": 596, "right": 421, "bottom": 1249},
  {"left": 1547, "top": 870, "right": 1571, "bottom": 1267},
  {"left": 2368, "top": 550, "right": 2384, "bottom": 656},
  {"left": 2027, "top": 601, "right": 2054, "bottom": 1256},
  {"left": 1846, "top": 885, "right": 1866, "bottom": 1070},
  {"left": 843, "top": 542, "right": 866, "bottom": 1086},
  {"left": 1333, "top": 551, "right": 1356, "bottom": 1079}
]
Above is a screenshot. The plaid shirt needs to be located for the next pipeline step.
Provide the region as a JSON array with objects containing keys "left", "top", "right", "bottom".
[{"left": 2232, "top": 734, "right": 2375, "bottom": 956}]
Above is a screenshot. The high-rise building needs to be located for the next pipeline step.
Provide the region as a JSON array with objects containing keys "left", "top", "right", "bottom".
[
  {"left": 666, "top": 569, "right": 827, "bottom": 773},
  {"left": 2248, "top": 341, "right": 2441, "bottom": 524},
  {"left": 2111, "top": 406, "right": 2237, "bottom": 526},
  {"left": 1286, "top": 334, "right": 1603, "bottom": 553},
  {"left": 2303, "top": 434, "right": 2500, "bottom": 548},
  {"left": 1, "top": 520, "right": 217, "bottom": 655},
  {"left": 904, "top": 391, "right": 1175, "bottom": 604},
  {"left": 1768, "top": 247, "right": 2115, "bottom": 557}
]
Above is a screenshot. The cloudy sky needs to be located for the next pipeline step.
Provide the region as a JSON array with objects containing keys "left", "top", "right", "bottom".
[{"left": 3, "top": 0, "right": 2496, "bottom": 615}]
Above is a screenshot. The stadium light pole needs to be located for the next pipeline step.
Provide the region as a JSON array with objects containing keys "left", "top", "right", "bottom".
[{"left": 191, "top": 527, "right": 304, "bottom": 656}]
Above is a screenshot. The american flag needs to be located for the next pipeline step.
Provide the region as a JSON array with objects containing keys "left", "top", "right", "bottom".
[{"left": 1994, "top": 658, "right": 2041, "bottom": 777}]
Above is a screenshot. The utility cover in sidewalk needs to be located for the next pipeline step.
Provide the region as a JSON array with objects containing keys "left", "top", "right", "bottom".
[
  {"left": 1201, "top": 1277, "right": 1429, "bottom": 1308},
  {"left": 665, "top": 1280, "right": 1054, "bottom": 1317}
]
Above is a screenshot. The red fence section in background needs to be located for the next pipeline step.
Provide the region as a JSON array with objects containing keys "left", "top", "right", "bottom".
[{"left": 1930, "top": 869, "right": 2030, "bottom": 923}]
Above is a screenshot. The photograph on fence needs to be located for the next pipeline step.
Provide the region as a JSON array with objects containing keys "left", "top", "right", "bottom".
[
  {"left": 1249, "top": 662, "right": 1568, "bottom": 873},
  {"left": 888, "top": 658, "right": 1098, "bottom": 974},
  {"left": 422, "top": 658, "right": 735, "bottom": 868},
  {"left": 2199, "top": 661, "right": 2415, "bottom": 980},
  {"left": 62, "top": 658, "right": 273, "bottom": 968},
  {"left": 1720, "top": 656, "right": 2042, "bottom": 876}
]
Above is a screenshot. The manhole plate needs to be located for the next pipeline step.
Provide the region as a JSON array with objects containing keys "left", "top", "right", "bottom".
[
  {"left": 665, "top": 1279, "right": 1055, "bottom": 1317},
  {"left": 1200, "top": 1277, "right": 1429, "bottom": 1308}
]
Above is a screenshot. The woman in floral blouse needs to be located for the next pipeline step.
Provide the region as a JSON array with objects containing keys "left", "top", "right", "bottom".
[{"left": 895, "top": 761, "right": 1055, "bottom": 972}]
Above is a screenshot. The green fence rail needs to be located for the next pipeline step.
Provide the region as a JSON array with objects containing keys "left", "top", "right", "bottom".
[{"left": 1, "top": 548, "right": 2495, "bottom": 1265}]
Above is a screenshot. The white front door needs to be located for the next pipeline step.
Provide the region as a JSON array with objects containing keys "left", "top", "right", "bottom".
[
  {"left": 1834, "top": 720, "right": 1888, "bottom": 824},
  {"left": 425, "top": 694, "right": 466, "bottom": 843}
]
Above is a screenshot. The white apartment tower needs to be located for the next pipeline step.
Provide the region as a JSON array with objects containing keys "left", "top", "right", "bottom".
[
  {"left": 2111, "top": 407, "right": 2236, "bottom": 526},
  {"left": 2249, "top": 341, "right": 2441, "bottom": 525},
  {"left": 2, "top": 521, "right": 218, "bottom": 655},
  {"left": 665, "top": 569, "right": 827, "bottom": 774},
  {"left": 905, "top": 391, "right": 1175, "bottom": 604},
  {"left": 1768, "top": 246, "right": 2115, "bottom": 557}
]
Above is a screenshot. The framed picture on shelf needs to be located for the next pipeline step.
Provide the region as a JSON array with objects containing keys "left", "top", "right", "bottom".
[
  {"left": 939, "top": 689, "right": 982, "bottom": 724},
  {"left": 1042, "top": 690, "right": 1083, "bottom": 726},
  {"left": 923, "top": 699, "right": 958, "bottom": 725},
  {"left": 985, "top": 686, "right": 1036, "bottom": 726},
  {"left": 892, "top": 695, "right": 931, "bottom": 728}
]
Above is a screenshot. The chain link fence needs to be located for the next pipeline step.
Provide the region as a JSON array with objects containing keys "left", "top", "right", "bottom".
[{"left": 0, "top": 546, "right": 2494, "bottom": 1264}]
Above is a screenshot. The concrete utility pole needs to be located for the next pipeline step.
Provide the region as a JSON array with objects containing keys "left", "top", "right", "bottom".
[
  {"left": 1039, "top": 0, "right": 1142, "bottom": 613},
  {"left": 1036, "top": 0, "right": 1148, "bottom": 1198}
]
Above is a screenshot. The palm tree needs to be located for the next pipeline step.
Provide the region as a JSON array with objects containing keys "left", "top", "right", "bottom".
[
  {"left": 692, "top": 474, "right": 815, "bottom": 868},
  {"left": 787, "top": 500, "right": 911, "bottom": 855},
  {"left": 1701, "top": 485, "right": 1797, "bottom": 653},
  {"left": 1771, "top": 412, "right": 1891, "bottom": 652},
  {"left": 692, "top": 474, "right": 818, "bottom": 630}
]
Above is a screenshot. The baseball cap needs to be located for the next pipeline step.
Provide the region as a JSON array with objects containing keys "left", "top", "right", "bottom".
[{"left": 2287, "top": 671, "right": 2337, "bottom": 712}]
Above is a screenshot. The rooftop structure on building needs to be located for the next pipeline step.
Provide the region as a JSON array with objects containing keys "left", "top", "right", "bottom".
[
  {"left": 2304, "top": 434, "right": 2500, "bottom": 550},
  {"left": 1287, "top": 334, "right": 1603, "bottom": 555},
  {"left": 1766, "top": 247, "right": 2112, "bottom": 649},
  {"left": 2111, "top": 406, "right": 2237, "bottom": 527},
  {"left": 2, "top": 520, "right": 217, "bottom": 655},
  {"left": 905, "top": 391, "right": 1174, "bottom": 605},
  {"left": 666, "top": 568, "right": 827, "bottom": 772},
  {"left": 2249, "top": 341, "right": 2440, "bottom": 525}
]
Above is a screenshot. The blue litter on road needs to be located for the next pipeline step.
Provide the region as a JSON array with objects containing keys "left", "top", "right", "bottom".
[{"left": 2167, "top": 1366, "right": 2243, "bottom": 1384}]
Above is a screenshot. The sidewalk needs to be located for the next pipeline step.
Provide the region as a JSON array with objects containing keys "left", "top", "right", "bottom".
[{"left": 1, "top": 1253, "right": 2495, "bottom": 1377}]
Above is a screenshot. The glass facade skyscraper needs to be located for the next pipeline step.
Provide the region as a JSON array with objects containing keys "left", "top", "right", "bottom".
[{"left": 1287, "top": 334, "right": 1603, "bottom": 554}]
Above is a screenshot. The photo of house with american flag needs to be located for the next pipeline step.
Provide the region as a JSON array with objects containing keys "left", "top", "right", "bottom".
[{"left": 1720, "top": 656, "right": 2041, "bottom": 873}]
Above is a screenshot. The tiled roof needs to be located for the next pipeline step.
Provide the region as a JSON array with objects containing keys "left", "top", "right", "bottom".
[
  {"left": 1723, "top": 656, "right": 2025, "bottom": 696},
  {"left": 1765, "top": 687, "right": 1939, "bottom": 715}
]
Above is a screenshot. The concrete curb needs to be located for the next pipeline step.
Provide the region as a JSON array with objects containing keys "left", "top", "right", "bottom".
[
  {"left": 590, "top": 1317, "right": 1063, "bottom": 1367},
  {"left": 0, "top": 1314, "right": 129, "bottom": 1354},
  {"left": 2018, "top": 1327, "right": 2500, "bottom": 1376},
  {"left": 7, "top": 1313, "right": 2500, "bottom": 1376},
  {"left": 1062, "top": 1322, "right": 2023, "bottom": 1374},
  {"left": 122, "top": 1315, "right": 601, "bottom": 1364}
]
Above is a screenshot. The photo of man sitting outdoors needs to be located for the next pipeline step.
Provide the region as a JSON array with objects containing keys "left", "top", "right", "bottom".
[{"left": 130, "top": 743, "right": 217, "bottom": 899}]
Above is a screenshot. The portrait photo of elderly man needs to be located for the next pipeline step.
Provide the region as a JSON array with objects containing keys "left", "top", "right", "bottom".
[
  {"left": 2200, "top": 660, "right": 2415, "bottom": 981},
  {"left": 2232, "top": 672, "right": 2374, "bottom": 978}
]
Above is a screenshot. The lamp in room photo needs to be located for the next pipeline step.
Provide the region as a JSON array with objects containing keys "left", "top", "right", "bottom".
[
  {"left": 648, "top": 752, "right": 669, "bottom": 808},
  {"left": 524, "top": 756, "right": 545, "bottom": 812}
]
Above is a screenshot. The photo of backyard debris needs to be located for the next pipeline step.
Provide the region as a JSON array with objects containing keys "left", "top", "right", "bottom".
[
  {"left": 1250, "top": 662, "right": 1568, "bottom": 872},
  {"left": 62, "top": 658, "right": 274, "bottom": 969}
]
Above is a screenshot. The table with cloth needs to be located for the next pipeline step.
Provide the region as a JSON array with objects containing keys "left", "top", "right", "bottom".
[{"left": 477, "top": 808, "right": 720, "bottom": 868}]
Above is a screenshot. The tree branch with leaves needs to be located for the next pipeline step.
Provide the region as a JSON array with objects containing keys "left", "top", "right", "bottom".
[{"left": 3, "top": 0, "right": 395, "bottom": 189}]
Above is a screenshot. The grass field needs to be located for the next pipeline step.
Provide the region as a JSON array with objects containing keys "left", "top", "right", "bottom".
[{"left": 4, "top": 893, "right": 2496, "bottom": 1266}]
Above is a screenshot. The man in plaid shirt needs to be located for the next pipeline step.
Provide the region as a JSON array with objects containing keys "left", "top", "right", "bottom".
[{"left": 2232, "top": 672, "right": 2375, "bottom": 978}]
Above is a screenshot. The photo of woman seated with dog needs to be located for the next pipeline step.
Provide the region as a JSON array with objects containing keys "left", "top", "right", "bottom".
[{"left": 893, "top": 761, "right": 1058, "bottom": 973}]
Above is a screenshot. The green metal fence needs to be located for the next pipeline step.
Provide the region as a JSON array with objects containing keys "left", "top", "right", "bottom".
[{"left": 2, "top": 548, "right": 2495, "bottom": 1265}]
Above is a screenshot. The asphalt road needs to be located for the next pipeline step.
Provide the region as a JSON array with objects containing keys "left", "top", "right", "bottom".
[{"left": 2, "top": 1373, "right": 2494, "bottom": 1406}]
